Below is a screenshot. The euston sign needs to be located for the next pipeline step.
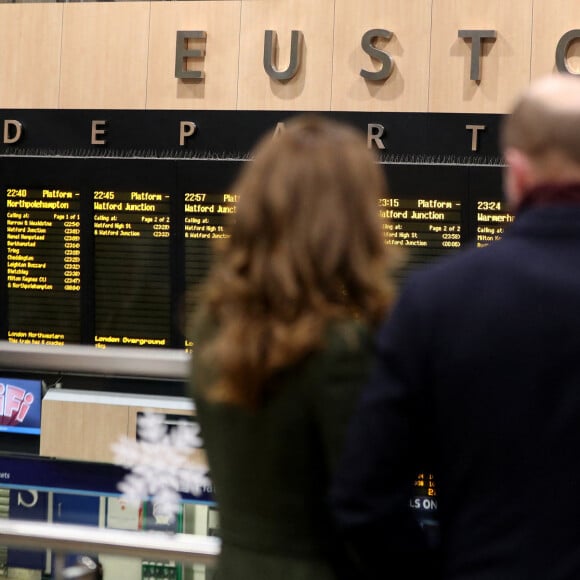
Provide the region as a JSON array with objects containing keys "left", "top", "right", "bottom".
[{"left": 175, "top": 28, "right": 580, "bottom": 83}]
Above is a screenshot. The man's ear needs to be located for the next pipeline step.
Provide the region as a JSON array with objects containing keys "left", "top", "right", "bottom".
[{"left": 503, "top": 148, "right": 534, "bottom": 210}]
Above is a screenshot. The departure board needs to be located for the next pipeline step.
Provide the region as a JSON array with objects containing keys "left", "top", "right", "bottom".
[
  {"left": 380, "top": 196, "right": 462, "bottom": 258},
  {"left": 475, "top": 200, "right": 514, "bottom": 247},
  {"left": 384, "top": 165, "right": 468, "bottom": 278},
  {"left": 183, "top": 191, "right": 237, "bottom": 350},
  {"left": 0, "top": 159, "right": 508, "bottom": 350},
  {"left": 184, "top": 191, "right": 236, "bottom": 289},
  {"left": 469, "top": 167, "right": 514, "bottom": 248},
  {"left": 183, "top": 193, "right": 464, "bottom": 279},
  {"left": 93, "top": 190, "right": 171, "bottom": 349},
  {"left": 5, "top": 187, "right": 81, "bottom": 345}
]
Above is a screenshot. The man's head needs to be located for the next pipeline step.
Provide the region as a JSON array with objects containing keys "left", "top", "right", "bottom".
[{"left": 501, "top": 74, "right": 580, "bottom": 208}]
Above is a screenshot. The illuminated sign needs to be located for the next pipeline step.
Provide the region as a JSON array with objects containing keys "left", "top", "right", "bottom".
[
  {"left": 475, "top": 200, "right": 515, "bottom": 248},
  {"left": 0, "top": 160, "right": 508, "bottom": 349},
  {"left": 0, "top": 378, "right": 42, "bottom": 435},
  {"left": 93, "top": 189, "right": 172, "bottom": 349},
  {"left": 5, "top": 187, "right": 81, "bottom": 345}
]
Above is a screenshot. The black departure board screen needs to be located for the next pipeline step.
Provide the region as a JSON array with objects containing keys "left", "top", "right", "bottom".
[
  {"left": 183, "top": 191, "right": 236, "bottom": 350},
  {"left": 178, "top": 161, "right": 241, "bottom": 350},
  {"left": 0, "top": 158, "right": 506, "bottom": 350},
  {"left": 475, "top": 199, "right": 514, "bottom": 247},
  {"left": 184, "top": 192, "right": 236, "bottom": 290},
  {"left": 93, "top": 189, "right": 172, "bottom": 349},
  {"left": 384, "top": 165, "right": 468, "bottom": 278},
  {"left": 5, "top": 187, "right": 81, "bottom": 345},
  {"left": 469, "top": 167, "right": 514, "bottom": 248},
  {"left": 380, "top": 196, "right": 462, "bottom": 256}
]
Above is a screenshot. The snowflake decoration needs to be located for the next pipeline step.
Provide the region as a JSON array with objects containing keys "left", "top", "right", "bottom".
[{"left": 111, "top": 411, "right": 210, "bottom": 523}]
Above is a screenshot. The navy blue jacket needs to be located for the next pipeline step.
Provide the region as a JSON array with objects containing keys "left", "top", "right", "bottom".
[{"left": 331, "top": 204, "right": 580, "bottom": 580}]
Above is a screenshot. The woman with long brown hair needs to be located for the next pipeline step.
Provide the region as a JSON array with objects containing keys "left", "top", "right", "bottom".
[{"left": 189, "top": 115, "right": 398, "bottom": 580}]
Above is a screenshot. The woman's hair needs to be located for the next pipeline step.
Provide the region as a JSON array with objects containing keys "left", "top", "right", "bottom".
[{"left": 192, "top": 114, "right": 398, "bottom": 407}]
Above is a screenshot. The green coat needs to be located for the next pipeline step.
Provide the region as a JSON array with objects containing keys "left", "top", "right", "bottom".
[{"left": 190, "top": 320, "right": 373, "bottom": 580}]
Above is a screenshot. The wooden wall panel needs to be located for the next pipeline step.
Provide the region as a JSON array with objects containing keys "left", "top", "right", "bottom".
[
  {"left": 40, "top": 401, "right": 129, "bottom": 463},
  {"left": 237, "top": 0, "right": 335, "bottom": 111},
  {"left": 3, "top": 2, "right": 577, "bottom": 115},
  {"left": 531, "top": 0, "right": 580, "bottom": 79},
  {"left": 147, "top": 1, "right": 241, "bottom": 110},
  {"left": 331, "top": 0, "right": 431, "bottom": 112},
  {"left": 0, "top": 4, "right": 63, "bottom": 109},
  {"left": 429, "top": 0, "right": 532, "bottom": 113},
  {"left": 59, "top": 3, "right": 150, "bottom": 109},
  {"left": 40, "top": 392, "right": 196, "bottom": 464}
]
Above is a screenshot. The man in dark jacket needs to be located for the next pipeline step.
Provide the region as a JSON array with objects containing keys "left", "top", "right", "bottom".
[{"left": 331, "top": 74, "right": 580, "bottom": 580}]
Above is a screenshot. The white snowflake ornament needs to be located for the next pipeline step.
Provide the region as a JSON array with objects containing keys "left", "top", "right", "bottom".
[{"left": 111, "top": 411, "right": 210, "bottom": 524}]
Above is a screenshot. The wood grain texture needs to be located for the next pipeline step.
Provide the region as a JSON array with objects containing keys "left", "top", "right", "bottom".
[
  {"left": 147, "top": 1, "right": 242, "bottom": 110},
  {"left": 40, "top": 401, "right": 129, "bottom": 463},
  {"left": 331, "top": 0, "right": 432, "bottom": 112},
  {"left": 237, "top": 0, "right": 335, "bottom": 111},
  {"left": 429, "top": 0, "right": 533, "bottom": 113},
  {"left": 531, "top": 0, "right": 580, "bottom": 79},
  {"left": 1, "top": 0, "right": 568, "bottom": 114},
  {"left": 40, "top": 398, "right": 196, "bottom": 463},
  {"left": 59, "top": 3, "right": 150, "bottom": 109},
  {"left": 0, "top": 4, "right": 63, "bottom": 109}
]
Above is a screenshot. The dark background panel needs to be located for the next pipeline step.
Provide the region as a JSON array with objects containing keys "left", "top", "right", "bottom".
[
  {"left": 0, "top": 110, "right": 503, "bottom": 161},
  {"left": 468, "top": 165, "right": 505, "bottom": 203}
]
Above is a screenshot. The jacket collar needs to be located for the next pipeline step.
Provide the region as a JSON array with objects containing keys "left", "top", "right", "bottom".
[{"left": 517, "top": 181, "right": 580, "bottom": 212}]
